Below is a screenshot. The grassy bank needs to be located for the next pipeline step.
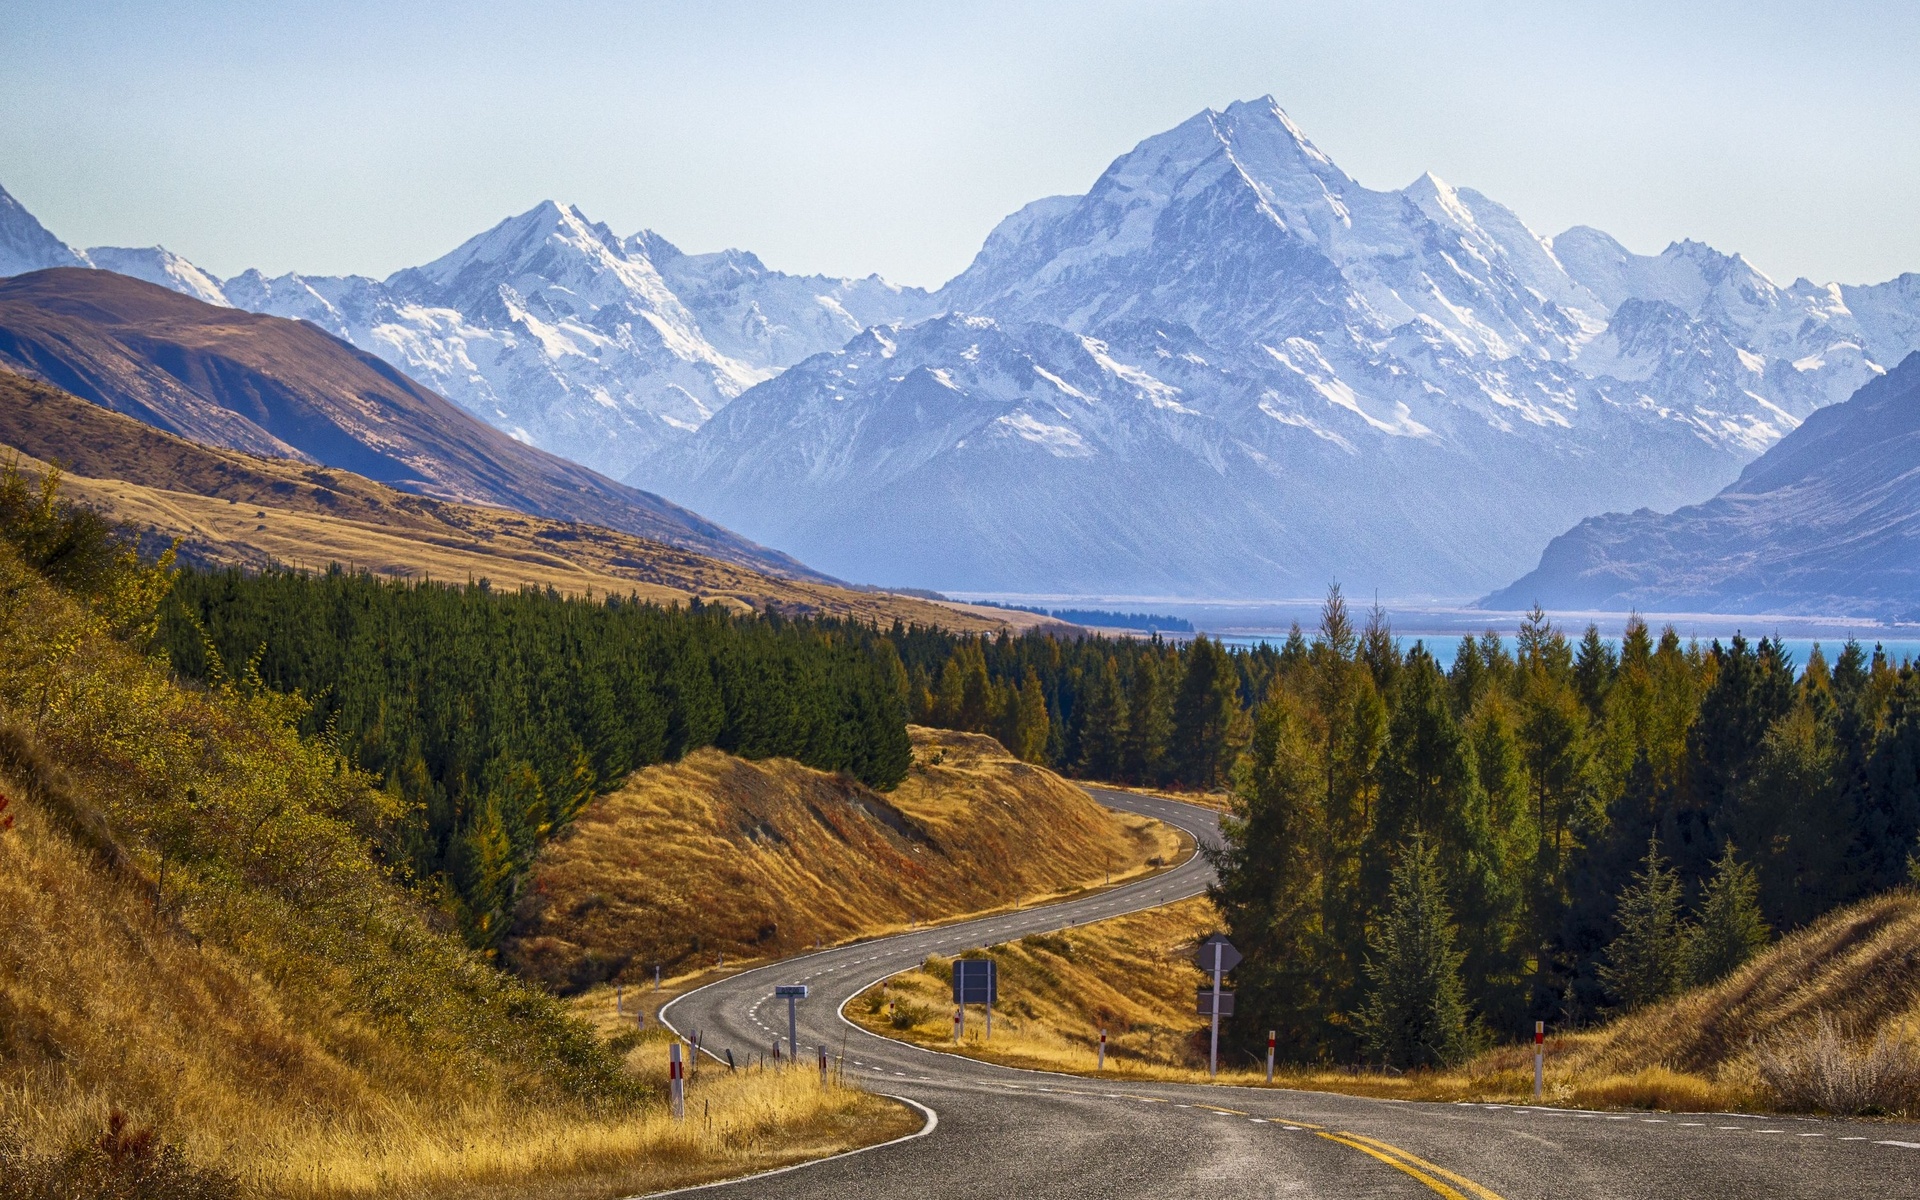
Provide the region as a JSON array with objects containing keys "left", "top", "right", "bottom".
[
  {"left": 0, "top": 473, "right": 911, "bottom": 1197},
  {"left": 507, "top": 726, "right": 1187, "bottom": 992},
  {"left": 849, "top": 890, "right": 1920, "bottom": 1117}
]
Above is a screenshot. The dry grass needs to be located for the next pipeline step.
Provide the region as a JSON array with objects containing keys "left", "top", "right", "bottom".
[
  {"left": 0, "top": 537, "right": 914, "bottom": 1197},
  {"left": 0, "top": 369, "right": 1036, "bottom": 634},
  {"left": 507, "top": 727, "right": 1187, "bottom": 991},
  {"left": 848, "top": 887, "right": 1920, "bottom": 1116}
]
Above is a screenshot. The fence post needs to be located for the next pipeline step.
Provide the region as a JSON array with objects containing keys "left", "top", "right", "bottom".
[{"left": 819, "top": 1044, "right": 828, "bottom": 1085}]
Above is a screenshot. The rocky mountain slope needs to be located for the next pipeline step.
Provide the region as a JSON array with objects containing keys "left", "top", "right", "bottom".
[
  {"left": 648, "top": 98, "right": 1920, "bottom": 595},
  {"left": 9, "top": 98, "right": 1920, "bottom": 597},
  {"left": 0, "top": 268, "right": 816, "bottom": 578},
  {"left": 0, "top": 185, "right": 933, "bottom": 477},
  {"left": 1488, "top": 352, "right": 1920, "bottom": 617}
]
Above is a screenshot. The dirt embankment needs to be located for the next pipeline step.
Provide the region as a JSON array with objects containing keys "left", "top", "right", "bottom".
[{"left": 505, "top": 727, "right": 1185, "bottom": 993}]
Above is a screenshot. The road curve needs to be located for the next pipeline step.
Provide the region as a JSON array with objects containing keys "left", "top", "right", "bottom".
[{"left": 659, "top": 788, "right": 1920, "bottom": 1198}]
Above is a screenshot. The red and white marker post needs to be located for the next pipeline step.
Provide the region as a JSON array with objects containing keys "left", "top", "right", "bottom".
[
  {"left": 953, "top": 1005, "right": 963, "bottom": 1044},
  {"left": 1266, "top": 1030, "right": 1276, "bottom": 1083},
  {"left": 669, "top": 1042, "right": 686, "bottom": 1120},
  {"left": 1097, "top": 1026, "right": 1107, "bottom": 1071},
  {"left": 1533, "top": 1020, "right": 1545, "bottom": 1102}
]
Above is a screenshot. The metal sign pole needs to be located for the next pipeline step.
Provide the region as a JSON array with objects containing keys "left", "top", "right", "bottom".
[
  {"left": 1209, "top": 942, "right": 1222, "bottom": 1078},
  {"left": 787, "top": 995, "right": 799, "bottom": 1062}
]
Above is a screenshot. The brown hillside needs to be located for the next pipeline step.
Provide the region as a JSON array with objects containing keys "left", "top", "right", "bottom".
[
  {"left": 1552, "top": 889, "right": 1920, "bottom": 1081},
  {"left": 504, "top": 727, "right": 1185, "bottom": 992},
  {"left": 0, "top": 370, "right": 1037, "bottom": 631},
  {"left": 0, "top": 268, "right": 812, "bottom": 578}
]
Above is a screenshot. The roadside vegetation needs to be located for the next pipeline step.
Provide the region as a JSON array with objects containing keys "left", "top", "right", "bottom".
[
  {"left": 507, "top": 726, "right": 1183, "bottom": 990},
  {"left": 854, "top": 888, "right": 1920, "bottom": 1117},
  {"left": 0, "top": 460, "right": 910, "bottom": 1196},
  {"left": 897, "top": 586, "right": 1920, "bottom": 1078}
]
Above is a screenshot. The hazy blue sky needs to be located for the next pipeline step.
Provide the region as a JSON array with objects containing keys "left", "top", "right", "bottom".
[{"left": 3, "top": 1, "right": 1915, "bottom": 289}]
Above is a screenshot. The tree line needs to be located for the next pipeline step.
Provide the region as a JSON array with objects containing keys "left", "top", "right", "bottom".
[
  {"left": 891, "top": 590, "right": 1920, "bottom": 1065},
  {"left": 159, "top": 568, "right": 912, "bottom": 948}
]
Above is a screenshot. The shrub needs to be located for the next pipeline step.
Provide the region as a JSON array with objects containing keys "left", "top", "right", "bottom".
[
  {"left": 0, "top": 1111, "right": 238, "bottom": 1200},
  {"left": 1755, "top": 1014, "right": 1920, "bottom": 1116}
]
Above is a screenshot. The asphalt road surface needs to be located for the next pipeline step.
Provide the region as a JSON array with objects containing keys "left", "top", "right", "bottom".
[{"left": 659, "top": 787, "right": 1920, "bottom": 1198}]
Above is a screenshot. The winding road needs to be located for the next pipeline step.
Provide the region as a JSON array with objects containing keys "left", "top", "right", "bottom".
[{"left": 659, "top": 788, "right": 1920, "bottom": 1198}]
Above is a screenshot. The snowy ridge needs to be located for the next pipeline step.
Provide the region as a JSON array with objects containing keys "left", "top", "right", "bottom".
[{"left": 6, "top": 97, "right": 1920, "bottom": 597}]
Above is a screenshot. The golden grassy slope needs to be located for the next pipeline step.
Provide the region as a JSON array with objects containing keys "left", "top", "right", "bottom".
[
  {"left": 853, "top": 887, "right": 1920, "bottom": 1116},
  {"left": 505, "top": 727, "right": 1186, "bottom": 992},
  {"left": 0, "top": 369, "right": 1044, "bottom": 633},
  {"left": 0, "top": 534, "right": 909, "bottom": 1197},
  {"left": 849, "top": 896, "right": 1219, "bottom": 1076}
]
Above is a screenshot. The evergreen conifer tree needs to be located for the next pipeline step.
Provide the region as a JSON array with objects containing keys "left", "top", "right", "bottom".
[
  {"left": 1357, "top": 836, "right": 1473, "bottom": 1068},
  {"left": 1598, "top": 837, "right": 1690, "bottom": 1010},
  {"left": 1686, "top": 841, "right": 1769, "bottom": 985},
  {"left": 1172, "top": 636, "right": 1240, "bottom": 787}
]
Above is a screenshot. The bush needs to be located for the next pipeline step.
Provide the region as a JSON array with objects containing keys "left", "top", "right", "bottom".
[
  {"left": 890, "top": 1002, "right": 936, "bottom": 1031},
  {"left": 0, "top": 1111, "right": 238, "bottom": 1200},
  {"left": 1755, "top": 1014, "right": 1920, "bottom": 1116}
]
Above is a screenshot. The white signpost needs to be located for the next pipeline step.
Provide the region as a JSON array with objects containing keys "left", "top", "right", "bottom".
[
  {"left": 668, "top": 1042, "right": 685, "bottom": 1120},
  {"left": 775, "top": 984, "right": 809, "bottom": 1063},
  {"left": 1192, "top": 934, "right": 1241, "bottom": 1078},
  {"left": 1534, "top": 1020, "right": 1545, "bottom": 1101}
]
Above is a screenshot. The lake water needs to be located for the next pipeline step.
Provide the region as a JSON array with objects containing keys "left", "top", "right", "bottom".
[{"left": 1213, "top": 633, "right": 1920, "bottom": 672}]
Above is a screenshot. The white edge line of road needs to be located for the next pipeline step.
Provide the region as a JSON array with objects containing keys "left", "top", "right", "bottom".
[
  {"left": 627, "top": 1094, "right": 940, "bottom": 1198},
  {"left": 635, "top": 791, "right": 1219, "bottom": 1194}
]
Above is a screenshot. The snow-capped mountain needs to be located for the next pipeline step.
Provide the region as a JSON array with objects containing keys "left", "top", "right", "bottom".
[
  {"left": 8, "top": 97, "right": 1920, "bottom": 599},
  {"left": 218, "top": 204, "right": 934, "bottom": 473},
  {"left": 1489, "top": 353, "right": 1920, "bottom": 617},
  {"left": 645, "top": 98, "right": 1920, "bottom": 596},
  {"left": 0, "top": 189, "right": 932, "bottom": 477},
  {"left": 0, "top": 184, "right": 89, "bottom": 276}
]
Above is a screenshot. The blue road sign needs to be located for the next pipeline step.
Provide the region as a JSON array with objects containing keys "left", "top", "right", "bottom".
[{"left": 952, "top": 959, "right": 997, "bottom": 1005}]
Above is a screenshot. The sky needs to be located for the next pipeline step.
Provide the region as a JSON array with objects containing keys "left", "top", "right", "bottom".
[{"left": 2, "top": 1, "right": 1916, "bottom": 289}]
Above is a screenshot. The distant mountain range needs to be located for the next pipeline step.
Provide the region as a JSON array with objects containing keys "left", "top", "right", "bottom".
[
  {"left": 0, "top": 268, "right": 816, "bottom": 579},
  {"left": 8, "top": 97, "right": 1920, "bottom": 598},
  {"left": 1490, "top": 352, "right": 1920, "bottom": 618}
]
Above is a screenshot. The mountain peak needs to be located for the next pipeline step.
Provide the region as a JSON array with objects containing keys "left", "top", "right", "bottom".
[{"left": 0, "top": 181, "right": 90, "bottom": 277}]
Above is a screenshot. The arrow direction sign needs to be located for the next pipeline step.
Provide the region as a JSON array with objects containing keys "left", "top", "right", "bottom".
[
  {"left": 774, "top": 985, "right": 809, "bottom": 1061},
  {"left": 1192, "top": 934, "right": 1242, "bottom": 973},
  {"left": 1193, "top": 934, "right": 1240, "bottom": 1077}
]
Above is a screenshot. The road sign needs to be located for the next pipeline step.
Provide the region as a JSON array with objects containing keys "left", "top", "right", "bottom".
[
  {"left": 775, "top": 984, "right": 809, "bottom": 1062},
  {"left": 952, "top": 959, "right": 997, "bottom": 1005},
  {"left": 1192, "top": 934, "right": 1242, "bottom": 973},
  {"left": 1195, "top": 987, "right": 1236, "bottom": 1018}
]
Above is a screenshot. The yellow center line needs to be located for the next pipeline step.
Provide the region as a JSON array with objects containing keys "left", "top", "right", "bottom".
[
  {"left": 1335, "top": 1132, "right": 1508, "bottom": 1200},
  {"left": 1194, "top": 1104, "right": 1251, "bottom": 1116},
  {"left": 1316, "top": 1132, "right": 1482, "bottom": 1200}
]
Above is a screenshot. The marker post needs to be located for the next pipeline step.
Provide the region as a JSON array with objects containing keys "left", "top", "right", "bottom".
[
  {"left": 1098, "top": 1027, "right": 1106, "bottom": 1071},
  {"left": 953, "top": 1006, "right": 963, "bottom": 1043},
  {"left": 1267, "top": 1030, "right": 1276, "bottom": 1084},
  {"left": 669, "top": 1043, "right": 685, "bottom": 1120},
  {"left": 1533, "top": 1021, "right": 1545, "bottom": 1101}
]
